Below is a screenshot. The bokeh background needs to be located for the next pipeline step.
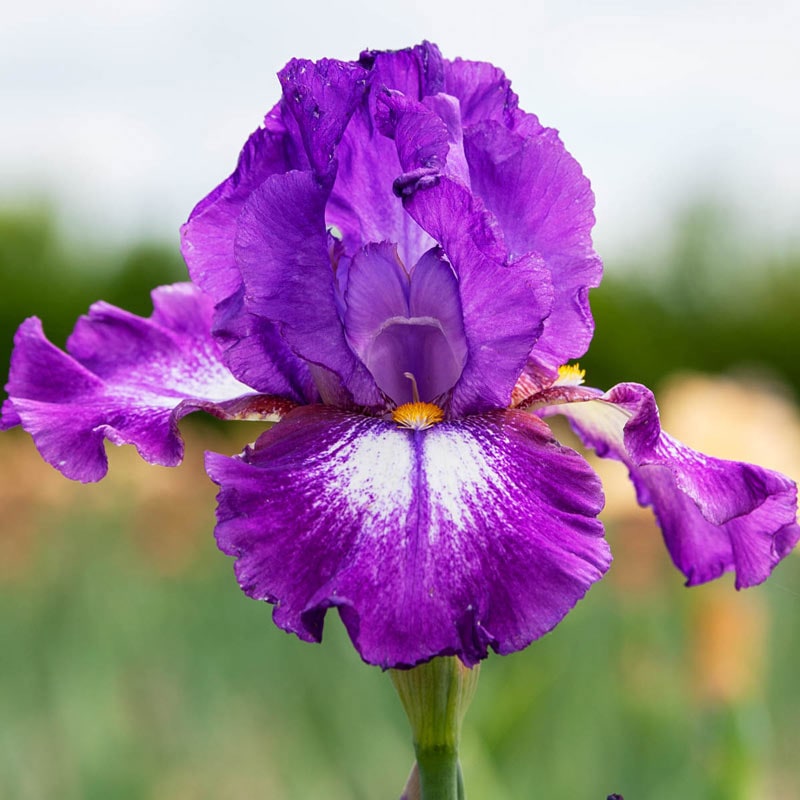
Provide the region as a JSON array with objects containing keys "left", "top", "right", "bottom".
[{"left": 2, "top": 2, "right": 799, "bottom": 798}]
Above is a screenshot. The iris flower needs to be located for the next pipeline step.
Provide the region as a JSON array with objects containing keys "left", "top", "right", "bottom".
[{"left": 3, "top": 42, "right": 798, "bottom": 670}]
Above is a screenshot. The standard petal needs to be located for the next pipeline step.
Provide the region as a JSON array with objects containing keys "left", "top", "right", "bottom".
[
  {"left": 551, "top": 382, "right": 800, "bottom": 588},
  {"left": 180, "top": 111, "right": 296, "bottom": 306},
  {"left": 207, "top": 406, "right": 610, "bottom": 669},
  {"left": 2, "top": 284, "right": 290, "bottom": 483},
  {"left": 377, "top": 92, "right": 554, "bottom": 415},
  {"left": 325, "top": 43, "right": 446, "bottom": 266},
  {"left": 464, "top": 119, "right": 602, "bottom": 375},
  {"left": 443, "top": 56, "right": 520, "bottom": 129},
  {"left": 234, "top": 170, "right": 382, "bottom": 408},
  {"left": 358, "top": 41, "right": 445, "bottom": 100},
  {"left": 278, "top": 57, "right": 370, "bottom": 178}
]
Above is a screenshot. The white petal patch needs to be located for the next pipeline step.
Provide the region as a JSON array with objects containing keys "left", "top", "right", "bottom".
[
  {"left": 423, "top": 424, "right": 506, "bottom": 545},
  {"left": 313, "top": 420, "right": 416, "bottom": 538}
]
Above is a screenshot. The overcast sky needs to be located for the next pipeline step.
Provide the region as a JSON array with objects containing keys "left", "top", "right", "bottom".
[{"left": 2, "top": 0, "right": 798, "bottom": 261}]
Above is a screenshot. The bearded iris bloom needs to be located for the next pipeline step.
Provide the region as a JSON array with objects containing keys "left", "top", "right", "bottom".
[{"left": 3, "top": 43, "right": 798, "bottom": 670}]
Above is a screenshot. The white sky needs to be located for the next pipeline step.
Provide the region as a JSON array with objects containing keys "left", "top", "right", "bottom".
[{"left": 2, "top": 0, "right": 799, "bottom": 260}]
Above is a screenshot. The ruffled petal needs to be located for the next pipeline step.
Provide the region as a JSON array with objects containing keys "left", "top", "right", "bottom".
[
  {"left": 326, "top": 107, "right": 436, "bottom": 268},
  {"left": 378, "top": 91, "right": 554, "bottom": 415},
  {"left": 464, "top": 119, "right": 602, "bottom": 375},
  {"left": 326, "top": 43, "right": 446, "bottom": 267},
  {"left": 234, "top": 170, "right": 382, "bottom": 408},
  {"left": 180, "top": 111, "right": 296, "bottom": 305},
  {"left": 207, "top": 406, "right": 610, "bottom": 669},
  {"left": 211, "top": 287, "right": 318, "bottom": 404},
  {"left": 228, "top": 58, "right": 383, "bottom": 409},
  {"left": 358, "top": 42, "right": 445, "bottom": 100},
  {"left": 1, "top": 284, "right": 290, "bottom": 483},
  {"left": 551, "top": 382, "right": 800, "bottom": 588},
  {"left": 278, "top": 57, "right": 370, "bottom": 178},
  {"left": 443, "top": 57, "right": 519, "bottom": 129}
]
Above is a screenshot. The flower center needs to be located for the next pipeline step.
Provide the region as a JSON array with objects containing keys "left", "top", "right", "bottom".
[
  {"left": 554, "top": 363, "right": 586, "bottom": 387},
  {"left": 392, "top": 402, "right": 445, "bottom": 431},
  {"left": 391, "top": 372, "right": 445, "bottom": 430}
]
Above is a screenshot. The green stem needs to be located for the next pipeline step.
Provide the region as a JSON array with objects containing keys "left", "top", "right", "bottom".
[
  {"left": 392, "top": 658, "right": 479, "bottom": 800},
  {"left": 415, "top": 747, "right": 459, "bottom": 800}
]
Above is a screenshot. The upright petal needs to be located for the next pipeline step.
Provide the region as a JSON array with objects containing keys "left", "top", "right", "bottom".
[
  {"left": 207, "top": 406, "right": 610, "bottom": 669},
  {"left": 358, "top": 42, "right": 445, "bottom": 100},
  {"left": 551, "top": 382, "right": 800, "bottom": 588},
  {"left": 1, "top": 284, "right": 291, "bottom": 483},
  {"left": 443, "top": 57, "right": 519, "bottom": 129},
  {"left": 325, "top": 44, "right": 446, "bottom": 266},
  {"left": 326, "top": 107, "right": 437, "bottom": 268},
  {"left": 278, "top": 57, "right": 370, "bottom": 178},
  {"left": 465, "top": 119, "right": 602, "bottom": 375},
  {"left": 234, "top": 171, "right": 382, "bottom": 408},
  {"left": 378, "top": 92, "right": 553, "bottom": 414},
  {"left": 228, "top": 57, "right": 383, "bottom": 409},
  {"left": 180, "top": 111, "right": 296, "bottom": 305}
]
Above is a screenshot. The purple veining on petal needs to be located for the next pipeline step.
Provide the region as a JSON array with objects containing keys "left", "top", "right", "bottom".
[
  {"left": 2, "top": 284, "right": 272, "bottom": 482},
  {"left": 207, "top": 406, "right": 609, "bottom": 669},
  {"left": 549, "top": 382, "right": 800, "bottom": 588},
  {"left": 343, "top": 243, "right": 467, "bottom": 405}
]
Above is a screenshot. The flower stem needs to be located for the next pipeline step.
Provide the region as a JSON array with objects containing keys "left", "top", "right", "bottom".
[
  {"left": 415, "top": 746, "right": 459, "bottom": 799},
  {"left": 391, "top": 657, "right": 480, "bottom": 800}
]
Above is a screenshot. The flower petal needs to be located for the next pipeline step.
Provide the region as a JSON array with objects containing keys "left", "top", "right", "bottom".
[
  {"left": 326, "top": 43, "right": 448, "bottom": 268},
  {"left": 377, "top": 91, "right": 554, "bottom": 415},
  {"left": 234, "top": 170, "right": 382, "bottom": 408},
  {"left": 551, "top": 382, "right": 800, "bottom": 588},
  {"left": 278, "top": 57, "right": 370, "bottom": 178},
  {"left": 343, "top": 243, "right": 467, "bottom": 405},
  {"left": 229, "top": 57, "right": 384, "bottom": 409},
  {"left": 443, "top": 56, "right": 519, "bottom": 128},
  {"left": 359, "top": 41, "right": 445, "bottom": 99},
  {"left": 464, "top": 119, "right": 602, "bottom": 375},
  {"left": 1, "top": 284, "right": 289, "bottom": 483},
  {"left": 180, "top": 111, "right": 296, "bottom": 306},
  {"left": 207, "top": 406, "right": 610, "bottom": 668},
  {"left": 211, "top": 287, "right": 318, "bottom": 404}
]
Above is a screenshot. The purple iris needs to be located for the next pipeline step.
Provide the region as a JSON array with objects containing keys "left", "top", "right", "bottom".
[{"left": 3, "top": 42, "right": 798, "bottom": 669}]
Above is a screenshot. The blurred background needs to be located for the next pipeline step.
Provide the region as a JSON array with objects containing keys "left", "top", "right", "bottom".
[{"left": 2, "top": 1, "right": 799, "bottom": 798}]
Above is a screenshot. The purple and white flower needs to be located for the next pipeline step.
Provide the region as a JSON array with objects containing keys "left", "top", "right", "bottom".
[{"left": 3, "top": 42, "right": 798, "bottom": 669}]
